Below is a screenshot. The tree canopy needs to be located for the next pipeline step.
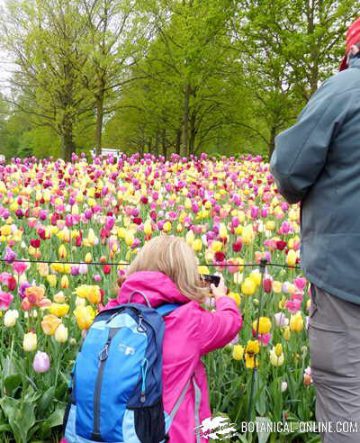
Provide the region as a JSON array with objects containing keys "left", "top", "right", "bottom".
[{"left": 0, "top": 0, "right": 357, "bottom": 160}]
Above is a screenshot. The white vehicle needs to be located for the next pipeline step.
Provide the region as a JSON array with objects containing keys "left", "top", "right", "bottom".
[{"left": 91, "top": 148, "right": 122, "bottom": 158}]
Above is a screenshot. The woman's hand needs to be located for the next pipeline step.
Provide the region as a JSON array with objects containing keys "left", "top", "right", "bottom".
[{"left": 210, "top": 274, "right": 228, "bottom": 300}]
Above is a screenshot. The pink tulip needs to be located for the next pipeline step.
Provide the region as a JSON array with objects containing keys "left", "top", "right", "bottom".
[
  {"left": 0, "top": 291, "right": 13, "bottom": 310},
  {"left": 12, "top": 261, "right": 28, "bottom": 274},
  {"left": 285, "top": 298, "right": 302, "bottom": 314}
]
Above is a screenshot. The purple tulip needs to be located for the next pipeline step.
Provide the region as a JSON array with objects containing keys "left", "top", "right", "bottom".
[
  {"left": 4, "top": 247, "right": 16, "bottom": 264},
  {"left": 33, "top": 351, "right": 50, "bottom": 373},
  {"left": 71, "top": 265, "right": 80, "bottom": 276}
]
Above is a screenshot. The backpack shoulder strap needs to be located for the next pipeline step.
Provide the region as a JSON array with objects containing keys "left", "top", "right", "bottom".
[{"left": 155, "top": 303, "right": 181, "bottom": 317}]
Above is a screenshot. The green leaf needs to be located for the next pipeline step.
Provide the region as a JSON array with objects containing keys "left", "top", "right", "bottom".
[
  {"left": 43, "top": 406, "right": 65, "bottom": 429},
  {"left": 0, "top": 396, "right": 36, "bottom": 443},
  {"left": 256, "top": 417, "right": 272, "bottom": 443},
  {"left": 3, "top": 374, "right": 22, "bottom": 396},
  {"left": 37, "top": 386, "right": 55, "bottom": 417},
  {"left": 0, "top": 423, "right": 11, "bottom": 433}
]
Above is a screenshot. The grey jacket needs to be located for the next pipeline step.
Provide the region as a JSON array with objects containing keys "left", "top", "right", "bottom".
[{"left": 270, "top": 57, "right": 360, "bottom": 304}]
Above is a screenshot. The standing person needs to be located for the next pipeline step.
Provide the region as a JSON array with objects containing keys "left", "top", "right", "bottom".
[{"left": 270, "top": 18, "right": 360, "bottom": 443}]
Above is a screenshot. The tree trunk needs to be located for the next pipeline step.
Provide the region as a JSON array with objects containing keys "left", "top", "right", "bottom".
[
  {"left": 162, "top": 129, "right": 167, "bottom": 159},
  {"left": 268, "top": 125, "right": 277, "bottom": 160},
  {"left": 95, "top": 90, "right": 105, "bottom": 156},
  {"left": 182, "top": 83, "right": 191, "bottom": 157},
  {"left": 175, "top": 127, "right": 182, "bottom": 155},
  {"left": 189, "top": 112, "right": 197, "bottom": 155},
  {"left": 154, "top": 131, "right": 160, "bottom": 156},
  {"left": 61, "top": 113, "right": 75, "bottom": 162},
  {"left": 306, "top": 0, "right": 319, "bottom": 96}
]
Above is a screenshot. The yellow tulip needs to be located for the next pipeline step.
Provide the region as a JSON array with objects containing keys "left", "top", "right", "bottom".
[
  {"left": 265, "top": 220, "right": 276, "bottom": 231},
  {"left": 143, "top": 221, "right": 152, "bottom": 236},
  {"left": 290, "top": 312, "right": 304, "bottom": 333},
  {"left": 286, "top": 249, "right": 297, "bottom": 267},
  {"left": 185, "top": 230, "right": 195, "bottom": 245},
  {"left": 192, "top": 239, "right": 203, "bottom": 252},
  {"left": 48, "top": 303, "right": 70, "bottom": 317},
  {"left": 219, "top": 224, "right": 228, "bottom": 240},
  {"left": 117, "top": 227, "right": 126, "bottom": 239},
  {"left": 228, "top": 292, "right": 241, "bottom": 306},
  {"left": 47, "top": 275, "right": 57, "bottom": 287},
  {"left": 75, "top": 285, "right": 101, "bottom": 305},
  {"left": 41, "top": 314, "right": 62, "bottom": 335},
  {"left": 163, "top": 221, "right": 172, "bottom": 233},
  {"left": 74, "top": 305, "right": 96, "bottom": 330},
  {"left": 274, "top": 343, "right": 283, "bottom": 357},
  {"left": 270, "top": 345, "right": 285, "bottom": 367},
  {"left": 58, "top": 244, "right": 67, "bottom": 259},
  {"left": 283, "top": 326, "right": 291, "bottom": 341},
  {"left": 176, "top": 223, "right": 183, "bottom": 233},
  {"left": 252, "top": 317, "right": 272, "bottom": 335},
  {"left": 245, "top": 354, "right": 259, "bottom": 369},
  {"left": 249, "top": 270, "right": 262, "bottom": 287},
  {"left": 242, "top": 224, "right": 254, "bottom": 245},
  {"left": 61, "top": 275, "right": 69, "bottom": 289},
  {"left": 23, "top": 332, "right": 37, "bottom": 352},
  {"left": 54, "top": 324, "right": 69, "bottom": 343},
  {"left": 198, "top": 266, "right": 209, "bottom": 275},
  {"left": 125, "top": 232, "right": 134, "bottom": 247},
  {"left": 0, "top": 225, "right": 11, "bottom": 236},
  {"left": 232, "top": 345, "right": 244, "bottom": 361},
  {"left": 211, "top": 241, "right": 223, "bottom": 252},
  {"left": 241, "top": 278, "right": 257, "bottom": 296},
  {"left": 37, "top": 263, "right": 49, "bottom": 277},
  {"left": 53, "top": 291, "right": 66, "bottom": 303},
  {"left": 245, "top": 340, "right": 260, "bottom": 355}
]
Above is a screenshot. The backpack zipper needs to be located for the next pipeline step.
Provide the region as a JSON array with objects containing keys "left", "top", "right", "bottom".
[
  {"left": 92, "top": 328, "right": 120, "bottom": 440},
  {"left": 140, "top": 358, "right": 149, "bottom": 403}
]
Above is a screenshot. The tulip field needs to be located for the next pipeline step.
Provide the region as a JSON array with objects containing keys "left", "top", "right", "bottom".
[{"left": 0, "top": 153, "right": 317, "bottom": 443}]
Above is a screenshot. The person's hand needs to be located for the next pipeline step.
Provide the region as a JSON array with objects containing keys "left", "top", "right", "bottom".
[{"left": 210, "top": 274, "right": 228, "bottom": 300}]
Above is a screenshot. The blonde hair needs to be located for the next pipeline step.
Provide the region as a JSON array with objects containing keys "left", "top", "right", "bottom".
[{"left": 127, "top": 235, "right": 207, "bottom": 303}]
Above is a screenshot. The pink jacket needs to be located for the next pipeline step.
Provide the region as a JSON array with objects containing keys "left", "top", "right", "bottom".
[{"left": 117, "top": 271, "right": 242, "bottom": 443}]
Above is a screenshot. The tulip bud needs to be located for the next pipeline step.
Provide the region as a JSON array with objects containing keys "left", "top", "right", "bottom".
[
  {"left": 61, "top": 275, "right": 69, "bottom": 289},
  {"left": 55, "top": 324, "right": 69, "bottom": 343},
  {"left": 85, "top": 253, "right": 92, "bottom": 263},
  {"left": 263, "top": 278, "right": 273, "bottom": 293},
  {"left": 23, "top": 332, "right": 37, "bottom": 352},
  {"left": 54, "top": 291, "right": 66, "bottom": 303},
  {"left": 47, "top": 275, "right": 57, "bottom": 287},
  {"left": 281, "top": 381, "right": 288, "bottom": 392},
  {"left": 4, "top": 309, "right": 19, "bottom": 327},
  {"left": 286, "top": 249, "right": 297, "bottom": 267},
  {"left": 33, "top": 351, "right": 50, "bottom": 373},
  {"left": 58, "top": 244, "right": 67, "bottom": 259},
  {"left": 143, "top": 221, "right": 152, "bottom": 236},
  {"left": 232, "top": 344, "right": 244, "bottom": 361}
]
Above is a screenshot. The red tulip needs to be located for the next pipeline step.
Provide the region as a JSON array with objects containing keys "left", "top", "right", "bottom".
[{"left": 30, "top": 239, "right": 41, "bottom": 248}]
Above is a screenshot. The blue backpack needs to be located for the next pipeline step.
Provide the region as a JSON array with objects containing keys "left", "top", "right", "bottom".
[{"left": 63, "top": 291, "right": 189, "bottom": 443}]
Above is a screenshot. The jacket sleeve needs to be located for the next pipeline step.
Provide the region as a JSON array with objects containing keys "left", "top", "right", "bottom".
[
  {"left": 197, "top": 296, "right": 242, "bottom": 356},
  {"left": 270, "top": 89, "right": 351, "bottom": 204}
]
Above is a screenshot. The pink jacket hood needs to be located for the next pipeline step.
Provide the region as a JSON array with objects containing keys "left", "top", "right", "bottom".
[{"left": 117, "top": 271, "right": 190, "bottom": 307}]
